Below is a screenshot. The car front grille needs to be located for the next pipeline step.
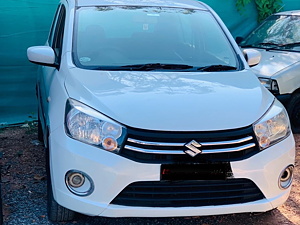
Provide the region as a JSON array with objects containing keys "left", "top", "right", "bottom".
[
  {"left": 110, "top": 179, "right": 265, "bottom": 207},
  {"left": 120, "top": 125, "right": 259, "bottom": 163}
]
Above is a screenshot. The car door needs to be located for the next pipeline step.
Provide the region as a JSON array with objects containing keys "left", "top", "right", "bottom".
[{"left": 38, "top": 4, "right": 66, "bottom": 133}]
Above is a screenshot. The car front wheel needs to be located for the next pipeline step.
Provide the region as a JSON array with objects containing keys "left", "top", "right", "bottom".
[
  {"left": 46, "top": 137, "right": 76, "bottom": 222},
  {"left": 287, "top": 93, "right": 300, "bottom": 134}
]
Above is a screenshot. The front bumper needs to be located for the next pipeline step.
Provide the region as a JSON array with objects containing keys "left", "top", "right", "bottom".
[{"left": 49, "top": 126, "right": 295, "bottom": 217}]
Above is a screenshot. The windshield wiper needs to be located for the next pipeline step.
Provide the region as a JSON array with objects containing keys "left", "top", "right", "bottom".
[
  {"left": 254, "top": 42, "right": 300, "bottom": 51},
  {"left": 119, "top": 63, "right": 194, "bottom": 71},
  {"left": 90, "top": 63, "right": 194, "bottom": 71},
  {"left": 90, "top": 63, "right": 237, "bottom": 72},
  {"left": 240, "top": 43, "right": 279, "bottom": 49},
  {"left": 257, "top": 42, "right": 281, "bottom": 47},
  {"left": 256, "top": 42, "right": 285, "bottom": 51},
  {"left": 197, "top": 65, "right": 237, "bottom": 72},
  {"left": 279, "top": 42, "right": 300, "bottom": 48},
  {"left": 241, "top": 42, "right": 289, "bottom": 49}
]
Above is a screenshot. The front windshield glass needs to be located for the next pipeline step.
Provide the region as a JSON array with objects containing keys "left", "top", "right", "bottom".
[
  {"left": 241, "top": 15, "right": 300, "bottom": 52},
  {"left": 73, "top": 6, "right": 238, "bottom": 71}
]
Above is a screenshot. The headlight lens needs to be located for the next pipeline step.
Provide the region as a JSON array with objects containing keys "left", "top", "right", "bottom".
[
  {"left": 258, "top": 77, "right": 279, "bottom": 93},
  {"left": 65, "top": 99, "right": 126, "bottom": 153},
  {"left": 254, "top": 100, "right": 290, "bottom": 150},
  {"left": 258, "top": 77, "right": 271, "bottom": 89}
]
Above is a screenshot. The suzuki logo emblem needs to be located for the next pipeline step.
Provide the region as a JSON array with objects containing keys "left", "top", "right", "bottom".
[{"left": 185, "top": 140, "right": 202, "bottom": 157}]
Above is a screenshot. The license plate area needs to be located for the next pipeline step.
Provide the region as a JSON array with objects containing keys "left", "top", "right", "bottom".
[{"left": 161, "top": 163, "right": 232, "bottom": 180}]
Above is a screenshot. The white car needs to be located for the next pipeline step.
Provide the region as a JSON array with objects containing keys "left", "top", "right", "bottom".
[
  {"left": 27, "top": 0, "right": 295, "bottom": 222},
  {"left": 239, "top": 10, "right": 300, "bottom": 133}
]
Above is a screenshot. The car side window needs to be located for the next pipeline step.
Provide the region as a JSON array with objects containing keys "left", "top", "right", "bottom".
[
  {"left": 48, "top": 5, "right": 66, "bottom": 66},
  {"left": 48, "top": 5, "right": 61, "bottom": 46}
]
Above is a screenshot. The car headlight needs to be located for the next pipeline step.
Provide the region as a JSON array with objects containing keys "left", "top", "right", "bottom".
[
  {"left": 258, "top": 77, "right": 279, "bottom": 94},
  {"left": 254, "top": 100, "right": 291, "bottom": 150},
  {"left": 65, "top": 99, "right": 126, "bottom": 153}
]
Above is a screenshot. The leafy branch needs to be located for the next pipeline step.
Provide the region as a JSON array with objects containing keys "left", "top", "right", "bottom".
[{"left": 236, "top": 0, "right": 283, "bottom": 22}]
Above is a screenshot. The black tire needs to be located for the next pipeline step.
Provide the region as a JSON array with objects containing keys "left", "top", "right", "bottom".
[
  {"left": 46, "top": 139, "right": 76, "bottom": 222},
  {"left": 287, "top": 93, "right": 300, "bottom": 134},
  {"left": 47, "top": 179, "right": 76, "bottom": 222}
]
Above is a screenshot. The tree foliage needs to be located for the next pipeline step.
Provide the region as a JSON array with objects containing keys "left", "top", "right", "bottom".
[{"left": 236, "top": 0, "right": 283, "bottom": 22}]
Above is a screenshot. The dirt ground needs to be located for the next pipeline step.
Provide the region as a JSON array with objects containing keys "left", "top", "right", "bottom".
[{"left": 0, "top": 125, "right": 299, "bottom": 225}]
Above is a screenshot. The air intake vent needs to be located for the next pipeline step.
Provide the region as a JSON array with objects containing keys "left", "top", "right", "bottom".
[{"left": 111, "top": 179, "right": 265, "bottom": 207}]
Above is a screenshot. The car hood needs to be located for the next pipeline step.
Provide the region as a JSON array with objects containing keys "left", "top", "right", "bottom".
[
  {"left": 250, "top": 49, "right": 300, "bottom": 77},
  {"left": 65, "top": 69, "right": 273, "bottom": 131}
]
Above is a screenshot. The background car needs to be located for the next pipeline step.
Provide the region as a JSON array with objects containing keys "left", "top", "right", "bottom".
[{"left": 238, "top": 10, "right": 300, "bottom": 133}]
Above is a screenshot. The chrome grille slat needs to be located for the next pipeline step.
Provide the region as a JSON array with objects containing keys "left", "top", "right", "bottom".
[
  {"left": 127, "top": 138, "right": 185, "bottom": 147},
  {"left": 127, "top": 136, "right": 253, "bottom": 148},
  {"left": 125, "top": 143, "right": 256, "bottom": 154},
  {"left": 201, "top": 136, "right": 253, "bottom": 146},
  {"left": 124, "top": 145, "right": 185, "bottom": 154},
  {"left": 201, "top": 143, "right": 256, "bottom": 154}
]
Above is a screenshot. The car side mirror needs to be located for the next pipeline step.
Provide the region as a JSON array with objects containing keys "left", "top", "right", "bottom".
[
  {"left": 27, "top": 46, "right": 57, "bottom": 67},
  {"left": 243, "top": 49, "right": 261, "bottom": 67}
]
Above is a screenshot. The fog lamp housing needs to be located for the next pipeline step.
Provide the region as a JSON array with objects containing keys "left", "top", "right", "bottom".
[
  {"left": 65, "top": 170, "right": 94, "bottom": 196},
  {"left": 278, "top": 165, "right": 294, "bottom": 190}
]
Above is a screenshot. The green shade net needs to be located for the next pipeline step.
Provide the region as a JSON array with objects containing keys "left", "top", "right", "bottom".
[
  {"left": 0, "top": 0, "right": 58, "bottom": 126},
  {"left": 0, "top": 0, "right": 299, "bottom": 126}
]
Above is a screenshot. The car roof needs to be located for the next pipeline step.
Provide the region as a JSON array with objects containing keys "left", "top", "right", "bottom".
[
  {"left": 274, "top": 10, "right": 300, "bottom": 16},
  {"left": 75, "top": 0, "right": 208, "bottom": 10}
]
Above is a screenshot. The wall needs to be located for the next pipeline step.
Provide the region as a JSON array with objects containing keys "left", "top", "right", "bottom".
[{"left": 0, "top": 0, "right": 58, "bottom": 126}]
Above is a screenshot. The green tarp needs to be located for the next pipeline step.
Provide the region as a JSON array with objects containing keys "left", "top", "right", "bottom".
[
  {"left": 0, "top": 0, "right": 299, "bottom": 125},
  {"left": 0, "top": 0, "right": 58, "bottom": 126}
]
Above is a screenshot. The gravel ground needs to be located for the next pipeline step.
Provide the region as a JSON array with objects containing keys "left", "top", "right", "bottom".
[{"left": 0, "top": 125, "right": 299, "bottom": 225}]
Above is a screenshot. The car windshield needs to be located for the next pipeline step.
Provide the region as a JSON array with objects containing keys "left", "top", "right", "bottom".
[
  {"left": 241, "top": 14, "right": 300, "bottom": 52},
  {"left": 73, "top": 6, "right": 238, "bottom": 71}
]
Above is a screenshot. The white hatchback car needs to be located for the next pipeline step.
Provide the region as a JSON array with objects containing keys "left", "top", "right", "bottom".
[
  {"left": 27, "top": 0, "right": 295, "bottom": 222},
  {"left": 239, "top": 10, "right": 300, "bottom": 133}
]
